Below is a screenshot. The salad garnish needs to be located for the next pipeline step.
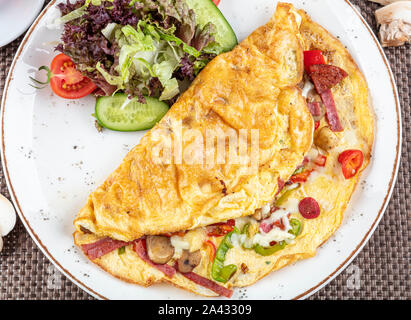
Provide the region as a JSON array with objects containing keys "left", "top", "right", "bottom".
[{"left": 54, "top": 0, "right": 226, "bottom": 103}]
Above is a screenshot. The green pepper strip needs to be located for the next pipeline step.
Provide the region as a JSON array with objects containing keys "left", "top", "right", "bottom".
[
  {"left": 220, "top": 265, "right": 237, "bottom": 281},
  {"left": 289, "top": 218, "right": 303, "bottom": 236},
  {"left": 211, "top": 228, "right": 239, "bottom": 283},
  {"left": 241, "top": 223, "right": 250, "bottom": 235},
  {"left": 118, "top": 246, "right": 126, "bottom": 255},
  {"left": 292, "top": 166, "right": 304, "bottom": 175},
  {"left": 254, "top": 242, "right": 287, "bottom": 256},
  {"left": 240, "top": 223, "right": 254, "bottom": 249}
]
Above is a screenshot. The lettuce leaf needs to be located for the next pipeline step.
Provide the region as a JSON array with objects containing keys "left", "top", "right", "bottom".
[
  {"left": 160, "top": 78, "right": 179, "bottom": 100},
  {"left": 96, "top": 62, "right": 124, "bottom": 89},
  {"left": 98, "top": 21, "right": 186, "bottom": 100}
]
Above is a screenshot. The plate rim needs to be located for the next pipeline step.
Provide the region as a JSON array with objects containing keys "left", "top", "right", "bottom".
[{"left": 0, "top": 0, "right": 402, "bottom": 300}]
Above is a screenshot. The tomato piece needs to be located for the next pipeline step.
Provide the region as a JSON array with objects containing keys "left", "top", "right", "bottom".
[
  {"left": 204, "top": 240, "right": 216, "bottom": 261},
  {"left": 260, "top": 216, "right": 285, "bottom": 234},
  {"left": 273, "top": 219, "right": 286, "bottom": 231},
  {"left": 314, "top": 121, "right": 321, "bottom": 131},
  {"left": 210, "top": 219, "right": 235, "bottom": 227},
  {"left": 226, "top": 219, "right": 235, "bottom": 227},
  {"left": 303, "top": 50, "right": 325, "bottom": 72},
  {"left": 302, "top": 157, "right": 309, "bottom": 166},
  {"left": 207, "top": 219, "right": 235, "bottom": 236},
  {"left": 314, "top": 154, "right": 327, "bottom": 167},
  {"left": 50, "top": 53, "right": 96, "bottom": 99},
  {"left": 338, "top": 150, "right": 364, "bottom": 179},
  {"left": 212, "top": 0, "right": 221, "bottom": 5},
  {"left": 298, "top": 197, "right": 321, "bottom": 219},
  {"left": 207, "top": 224, "right": 234, "bottom": 237},
  {"left": 289, "top": 169, "right": 313, "bottom": 184}
]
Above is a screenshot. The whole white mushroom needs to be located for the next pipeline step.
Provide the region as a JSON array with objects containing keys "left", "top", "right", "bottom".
[
  {"left": 375, "top": 1, "right": 411, "bottom": 47},
  {"left": 0, "top": 193, "right": 16, "bottom": 252}
]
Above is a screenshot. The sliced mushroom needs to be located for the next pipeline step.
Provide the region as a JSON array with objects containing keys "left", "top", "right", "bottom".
[
  {"left": 177, "top": 250, "right": 202, "bottom": 273},
  {"left": 375, "top": 2, "right": 411, "bottom": 47},
  {"left": 146, "top": 235, "right": 175, "bottom": 265},
  {"left": 314, "top": 126, "right": 340, "bottom": 152},
  {"left": 306, "top": 88, "right": 322, "bottom": 103}
]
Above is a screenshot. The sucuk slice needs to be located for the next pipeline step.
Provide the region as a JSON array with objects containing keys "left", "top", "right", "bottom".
[
  {"left": 308, "top": 64, "right": 348, "bottom": 94},
  {"left": 298, "top": 197, "right": 321, "bottom": 219}
]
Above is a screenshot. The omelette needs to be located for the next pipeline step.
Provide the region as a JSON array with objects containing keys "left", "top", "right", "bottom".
[{"left": 73, "top": 3, "right": 374, "bottom": 298}]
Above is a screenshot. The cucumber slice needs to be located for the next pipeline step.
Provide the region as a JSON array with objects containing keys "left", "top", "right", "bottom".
[
  {"left": 95, "top": 93, "right": 169, "bottom": 132},
  {"left": 186, "top": 0, "right": 237, "bottom": 52}
]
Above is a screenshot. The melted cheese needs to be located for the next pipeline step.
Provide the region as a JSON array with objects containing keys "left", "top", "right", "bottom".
[
  {"left": 234, "top": 216, "right": 253, "bottom": 231},
  {"left": 342, "top": 129, "right": 360, "bottom": 148},
  {"left": 170, "top": 236, "right": 190, "bottom": 259},
  {"left": 261, "top": 203, "right": 271, "bottom": 216},
  {"left": 306, "top": 148, "right": 319, "bottom": 161},
  {"left": 281, "top": 197, "right": 300, "bottom": 214},
  {"left": 253, "top": 229, "right": 295, "bottom": 247},
  {"left": 266, "top": 208, "right": 293, "bottom": 233},
  {"left": 231, "top": 233, "right": 247, "bottom": 248},
  {"left": 302, "top": 81, "right": 314, "bottom": 98},
  {"left": 264, "top": 209, "right": 289, "bottom": 226}
]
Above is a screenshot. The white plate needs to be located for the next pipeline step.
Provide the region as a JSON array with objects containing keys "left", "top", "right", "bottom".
[
  {"left": 1, "top": 0, "right": 401, "bottom": 300},
  {"left": 0, "top": 0, "right": 45, "bottom": 47}
]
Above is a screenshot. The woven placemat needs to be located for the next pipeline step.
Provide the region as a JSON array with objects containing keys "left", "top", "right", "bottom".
[{"left": 0, "top": 0, "right": 409, "bottom": 300}]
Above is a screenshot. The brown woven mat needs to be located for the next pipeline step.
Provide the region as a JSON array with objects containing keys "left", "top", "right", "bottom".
[{"left": 0, "top": 0, "right": 409, "bottom": 300}]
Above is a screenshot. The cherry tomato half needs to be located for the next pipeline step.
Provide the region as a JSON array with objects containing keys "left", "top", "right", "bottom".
[
  {"left": 338, "top": 149, "right": 364, "bottom": 179},
  {"left": 212, "top": 0, "right": 221, "bottom": 5},
  {"left": 50, "top": 53, "right": 96, "bottom": 99}
]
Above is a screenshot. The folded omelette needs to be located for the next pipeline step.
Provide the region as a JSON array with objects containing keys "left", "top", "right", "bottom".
[
  {"left": 74, "top": 2, "right": 374, "bottom": 298},
  {"left": 74, "top": 3, "right": 312, "bottom": 240}
]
